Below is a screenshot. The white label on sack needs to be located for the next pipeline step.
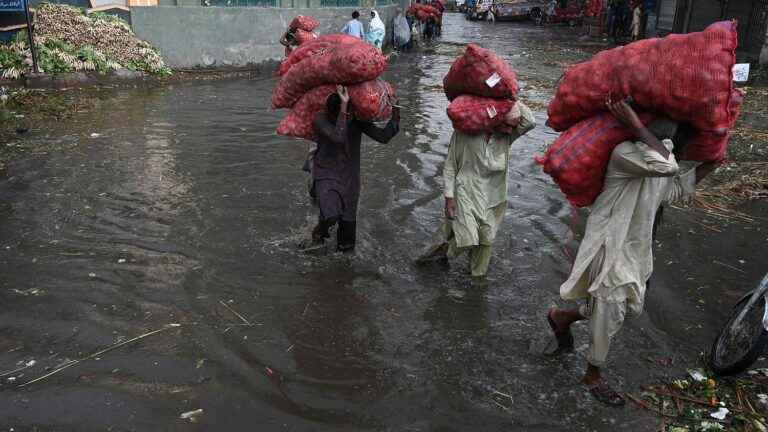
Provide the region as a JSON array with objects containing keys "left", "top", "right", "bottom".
[
  {"left": 486, "top": 105, "right": 498, "bottom": 119},
  {"left": 485, "top": 72, "right": 501, "bottom": 88},
  {"left": 733, "top": 63, "right": 750, "bottom": 82}
]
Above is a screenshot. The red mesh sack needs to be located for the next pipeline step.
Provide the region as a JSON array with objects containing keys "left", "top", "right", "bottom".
[
  {"left": 585, "top": 0, "right": 602, "bottom": 17},
  {"left": 272, "top": 41, "right": 387, "bottom": 109},
  {"left": 349, "top": 79, "right": 396, "bottom": 122},
  {"left": 446, "top": 95, "right": 515, "bottom": 134},
  {"left": 278, "top": 34, "right": 360, "bottom": 76},
  {"left": 294, "top": 29, "right": 318, "bottom": 45},
  {"left": 409, "top": 3, "right": 441, "bottom": 21},
  {"left": 276, "top": 85, "right": 336, "bottom": 141},
  {"left": 536, "top": 112, "right": 654, "bottom": 207},
  {"left": 683, "top": 88, "right": 744, "bottom": 161},
  {"left": 443, "top": 44, "right": 519, "bottom": 101},
  {"left": 547, "top": 21, "right": 738, "bottom": 137},
  {"left": 289, "top": 15, "right": 319, "bottom": 32}
]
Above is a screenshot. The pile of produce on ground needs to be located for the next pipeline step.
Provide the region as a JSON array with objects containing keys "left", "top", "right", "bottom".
[
  {"left": 274, "top": 32, "right": 396, "bottom": 141},
  {"left": 0, "top": 4, "right": 170, "bottom": 80},
  {"left": 408, "top": 3, "right": 442, "bottom": 22},
  {"left": 538, "top": 21, "right": 742, "bottom": 207},
  {"left": 443, "top": 44, "right": 519, "bottom": 134}
]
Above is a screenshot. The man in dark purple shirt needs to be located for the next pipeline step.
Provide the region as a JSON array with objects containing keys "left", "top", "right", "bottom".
[{"left": 307, "top": 85, "right": 400, "bottom": 252}]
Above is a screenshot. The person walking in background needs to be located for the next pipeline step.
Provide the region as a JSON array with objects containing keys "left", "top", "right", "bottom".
[
  {"left": 393, "top": 8, "right": 412, "bottom": 51},
  {"left": 547, "top": 99, "right": 716, "bottom": 406},
  {"left": 407, "top": 10, "right": 421, "bottom": 48},
  {"left": 415, "top": 102, "right": 535, "bottom": 278},
  {"left": 423, "top": 16, "right": 437, "bottom": 40},
  {"left": 630, "top": 3, "right": 642, "bottom": 40},
  {"left": 546, "top": 0, "right": 557, "bottom": 23},
  {"left": 365, "top": 10, "right": 386, "bottom": 51},
  {"left": 430, "top": 0, "right": 444, "bottom": 36},
  {"left": 279, "top": 27, "right": 299, "bottom": 57},
  {"left": 342, "top": 10, "right": 365, "bottom": 39},
  {"left": 609, "top": 0, "right": 630, "bottom": 41}
]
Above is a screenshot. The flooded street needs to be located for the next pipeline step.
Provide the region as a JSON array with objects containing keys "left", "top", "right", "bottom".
[{"left": 0, "top": 14, "right": 766, "bottom": 431}]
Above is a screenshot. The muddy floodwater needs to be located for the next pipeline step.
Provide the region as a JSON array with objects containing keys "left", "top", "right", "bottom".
[{"left": 0, "top": 14, "right": 766, "bottom": 432}]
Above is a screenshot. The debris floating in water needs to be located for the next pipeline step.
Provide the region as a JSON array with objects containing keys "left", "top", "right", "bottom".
[
  {"left": 179, "top": 409, "right": 203, "bottom": 422},
  {"left": 18, "top": 323, "right": 181, "bottom": 387}
]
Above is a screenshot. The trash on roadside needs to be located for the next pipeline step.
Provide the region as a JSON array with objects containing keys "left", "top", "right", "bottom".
[
  {"left": 179, "top": 409, "right": 203, "bottom": 422},
  {"left": 710, "top": 407, "right": 729, "bottom": 420},
  {"left": 699, "top": 421, "right": 724, "bottom": 431},
  {"left": 688, "top": 369, "right": 707, "bottom": 382},
  {"left": 754, "top": 419, "right": 768, "bottom": 432}
]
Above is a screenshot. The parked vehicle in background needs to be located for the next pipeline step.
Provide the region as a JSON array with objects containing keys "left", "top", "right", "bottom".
[
  {"left": 465, "top": 0, "right": 476, "bottom": 17},
  {"left": 456, "top": 0, "right": 467, "bottom": 12},
  {"left": 492, "top": 0, "right": 548, "bottom": 23},
  {"left": 547, "top": 2, "right": 582, "bottom": 25},
  {"left": 466, "top": 0, "right": 493, "bottom": 20}
]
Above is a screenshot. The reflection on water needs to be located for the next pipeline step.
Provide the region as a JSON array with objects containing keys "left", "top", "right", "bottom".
[{"left": 0, "top": 13, "right": 757, "bottom": 432}]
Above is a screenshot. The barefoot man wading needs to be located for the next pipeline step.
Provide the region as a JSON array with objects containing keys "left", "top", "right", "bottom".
[{"left": 547, "top": 99, "right": 716, "bottom": 406}]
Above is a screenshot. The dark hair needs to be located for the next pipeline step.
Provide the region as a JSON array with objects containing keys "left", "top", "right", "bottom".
[
  {"left": 671, "top": 122, "right": 695, "bottom": 160},
  {"left": 326, "top": 93, "right": 342, "bottom": 118},
  {"left": 371, "top": 11, "right": 375, "bottom": 17},
  {"left": 352, "top": 10, "right": 360, "bottom": 18},
  {"left": 646, "top": 117, "right": 678, "bottom": 141}
]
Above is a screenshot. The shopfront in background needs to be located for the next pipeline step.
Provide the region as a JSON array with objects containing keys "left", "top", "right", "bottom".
[{"left": 654, "top": 0, "right": 768, "bottom": 60}]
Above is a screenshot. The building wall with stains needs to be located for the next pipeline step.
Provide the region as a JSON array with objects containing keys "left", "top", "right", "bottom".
[{"left": 130, "top": 5, "right": 402, "bottom": 69}]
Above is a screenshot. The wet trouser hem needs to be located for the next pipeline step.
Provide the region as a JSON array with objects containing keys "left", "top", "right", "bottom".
[
  {"left": 313, "top": 217, "right": 356, "bottom": 251},
  {"left": 447, "top": 243, "right": 492, "bottom": 277},
  {"left": 580, "top": 296, "right": 628, "bottom": 368}
]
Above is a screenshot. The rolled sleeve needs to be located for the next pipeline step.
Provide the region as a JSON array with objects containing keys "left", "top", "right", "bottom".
[
  {"left": 664, "top": 162, "right": 699, "bottom": 205},
  {"left": 610, "top": 140, "right": 679, "bottom": 179},
  {"left": 514, "top": 101, "right": 536, "bottom": 137}
]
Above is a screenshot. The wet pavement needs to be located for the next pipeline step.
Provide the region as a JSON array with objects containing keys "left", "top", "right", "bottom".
[{"left": 0, "top": 13, "right": 767, "bottom": 431}]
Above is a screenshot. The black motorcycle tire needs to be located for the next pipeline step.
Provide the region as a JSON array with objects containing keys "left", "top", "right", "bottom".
[{"left": 709, "top": 295, "right": 768, "bottom": 376}]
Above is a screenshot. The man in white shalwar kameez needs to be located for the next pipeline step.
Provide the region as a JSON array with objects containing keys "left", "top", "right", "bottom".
[
  {"left": 416, "top": 101, "right": 535, "bottom": 277},
  {"left": 547, "top": 100, "right": 716, "bottom": 406}
]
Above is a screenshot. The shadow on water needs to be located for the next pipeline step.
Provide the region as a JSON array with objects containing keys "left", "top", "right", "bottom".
[{"left": 0, "top": 13, "right": 766, "bottom": 431}]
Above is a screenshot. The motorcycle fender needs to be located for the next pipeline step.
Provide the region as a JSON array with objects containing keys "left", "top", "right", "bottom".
[
  {"left": 737, "top": 273, "right": 768, "bottom": 331},
  {"left": 763, "top": 293, "right": 768, "bottom": 331}
]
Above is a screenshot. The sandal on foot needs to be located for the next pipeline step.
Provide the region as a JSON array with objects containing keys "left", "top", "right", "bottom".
[
  {"left": 587, "top": 380, "right": 626, "bottom": 407},
  {"left": 546, "top": 308, "right": 574, "bottom": 353},
  {"left": 415, "top": 243, "right": 449, "bottom": 265}
]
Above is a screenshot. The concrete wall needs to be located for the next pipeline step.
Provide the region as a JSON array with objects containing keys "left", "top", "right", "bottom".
[{"left": 131, "top": 5, "right": 400, "bottom": 69}]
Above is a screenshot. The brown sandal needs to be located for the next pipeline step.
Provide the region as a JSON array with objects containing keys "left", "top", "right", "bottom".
[{"left": 587, "top": 380, "right": 626, "bottom": 407}]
